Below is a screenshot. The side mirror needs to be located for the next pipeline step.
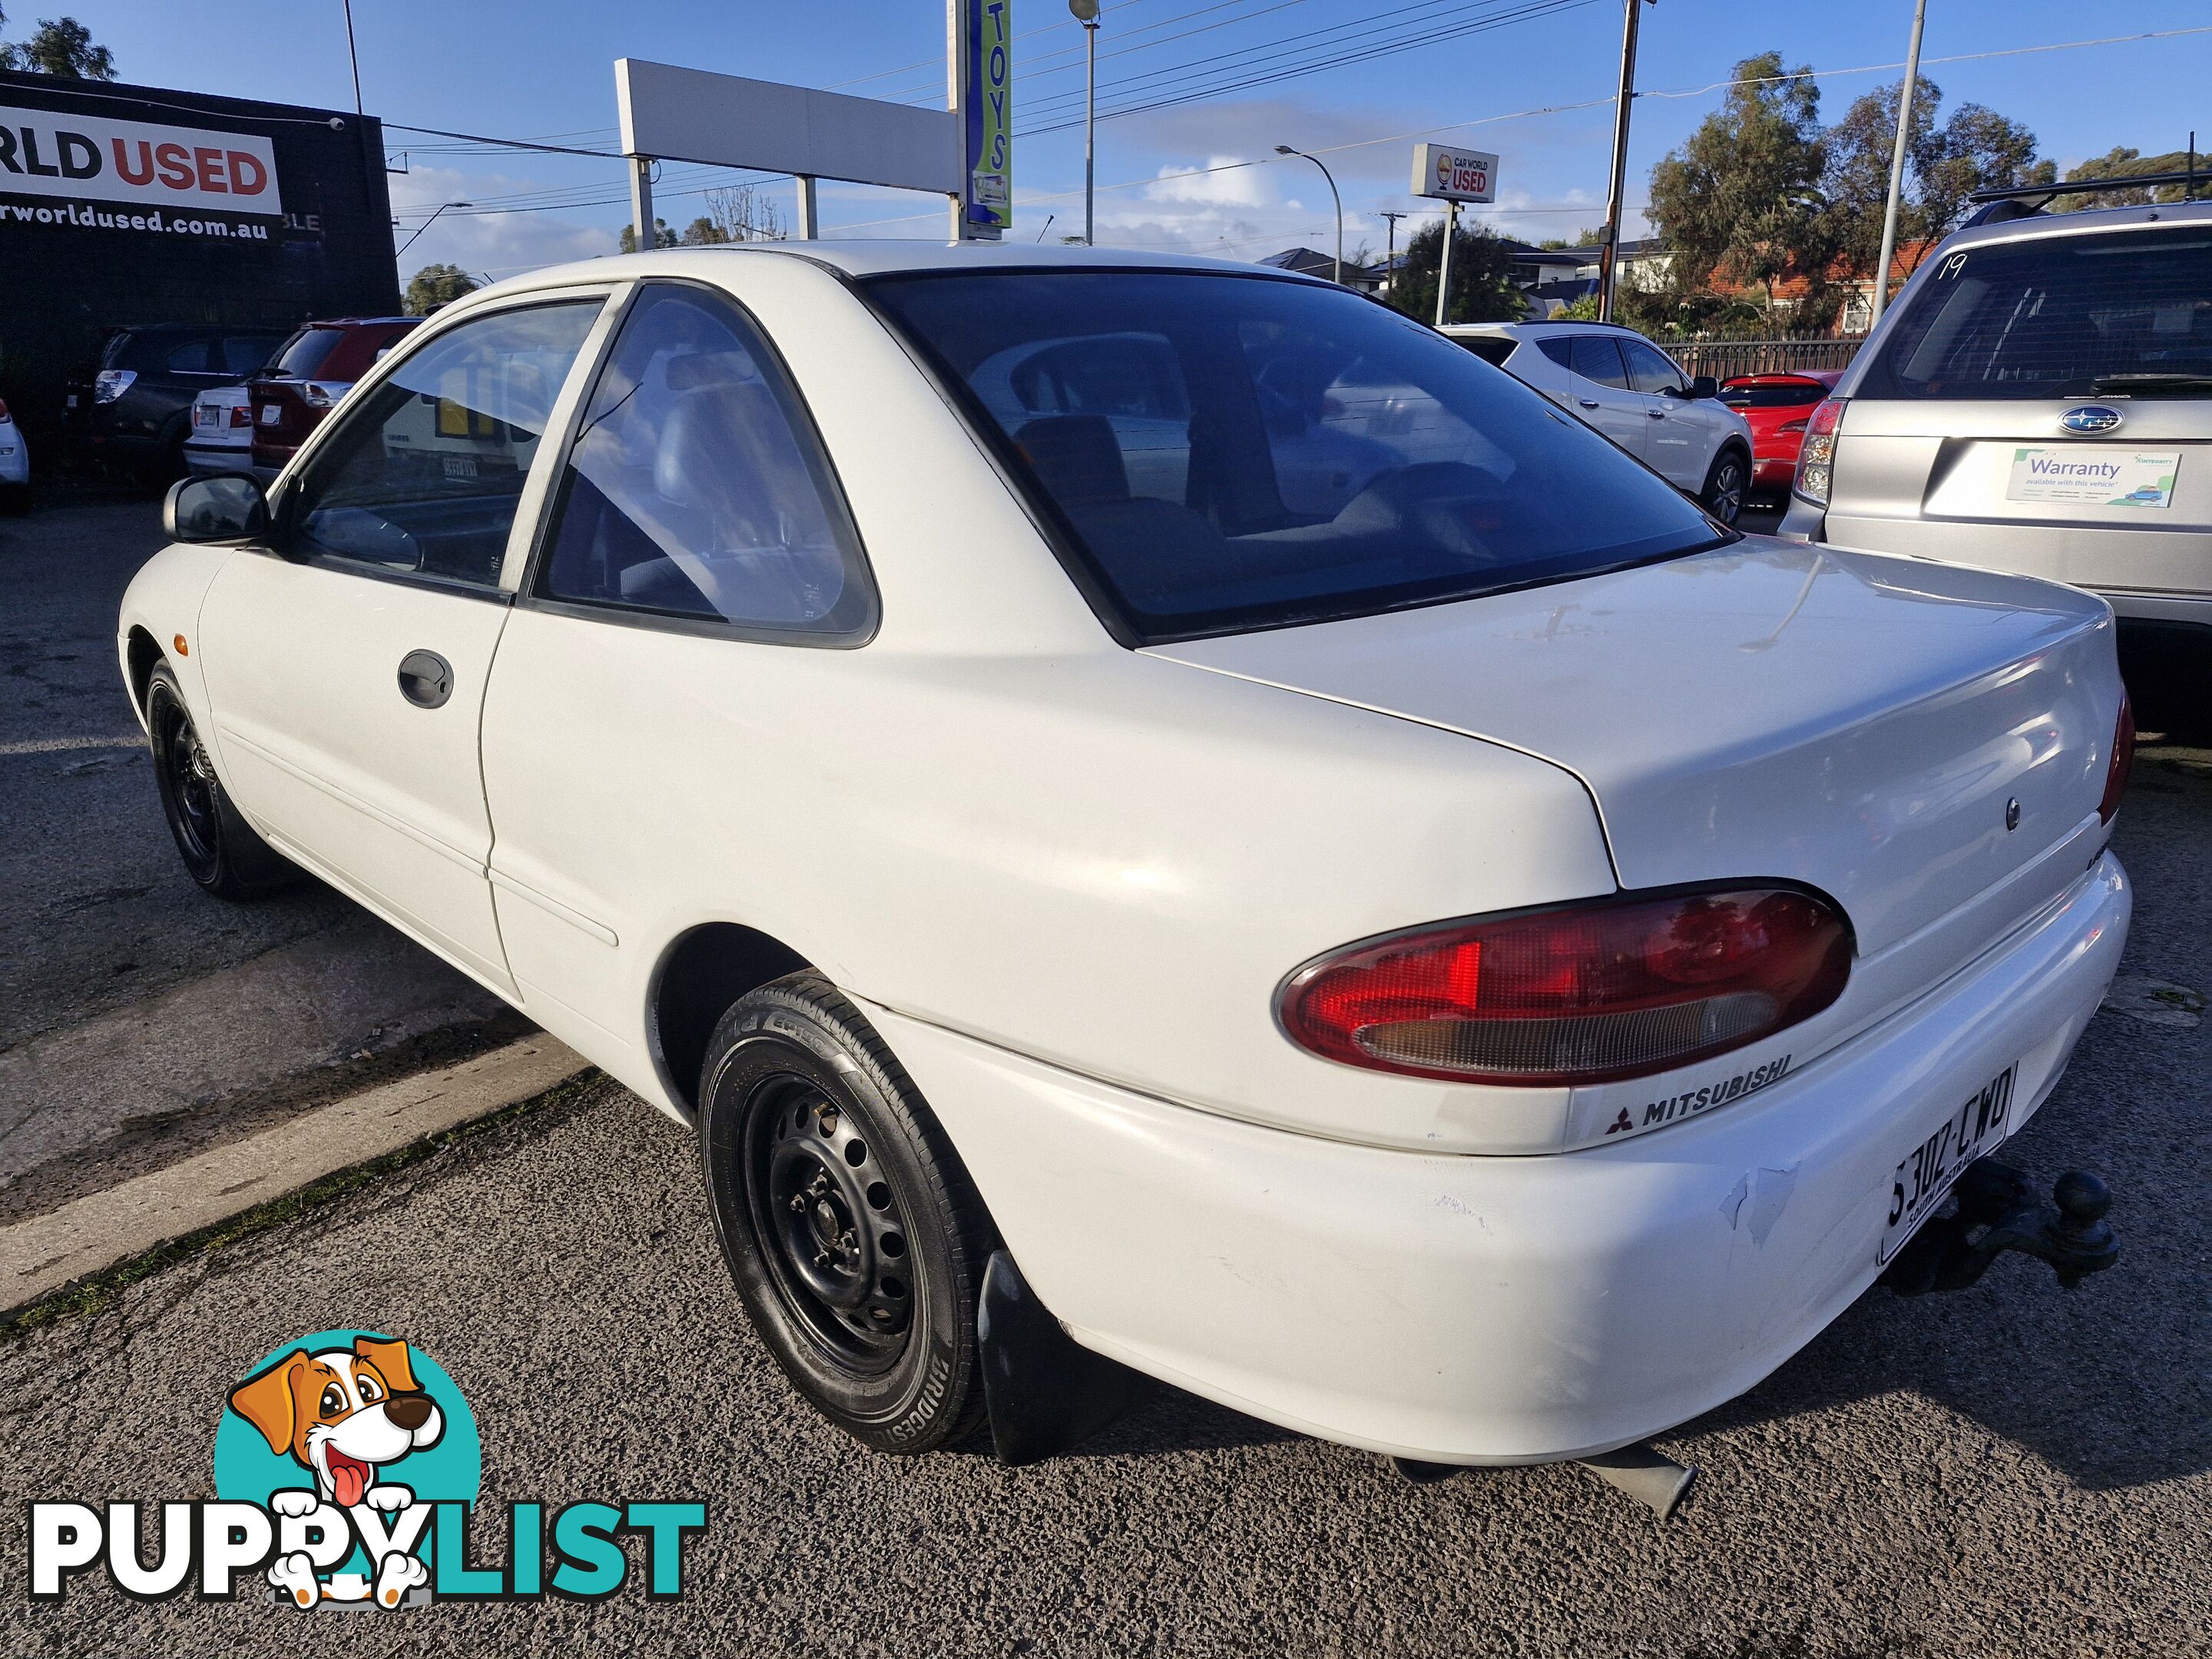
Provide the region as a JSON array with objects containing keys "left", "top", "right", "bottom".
[
  {"left": 1689, "top": 375, "right": 1720, "bottom": 400},
  {"left": 163, "top": 473, "right": 268, "bottom": 543}
]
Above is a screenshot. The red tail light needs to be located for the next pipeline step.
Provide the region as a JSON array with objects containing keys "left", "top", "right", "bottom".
[
  {"left": 1777, "top": 417, "right": 1808, "bottom": 435},
  {"left": 1278, "top": 886, "right": 1853, "bottom": 1087},
  {"left": 0, "top": 396, "right": 10, "bottom": 419},
  {"left": 229, "top": 403, "right": 253, "bottom": 428},
  {"left": 2098, "top": 694, "right": 2134, "bottom": 824},
  {"left": 1793, "top": 397, "right": 1846, "bottom": 505}
]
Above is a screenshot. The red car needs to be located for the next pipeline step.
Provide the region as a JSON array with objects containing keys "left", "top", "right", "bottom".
[
  {"left": 249, "top": 316, "right": 420, "bottom": 478},
  {"left": 1718, "top": 371, "right": 1841, "bottom": 502}
]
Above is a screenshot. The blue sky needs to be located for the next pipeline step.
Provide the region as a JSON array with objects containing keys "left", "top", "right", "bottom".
[{"left": 34, "top": 1, "right": 2212, "bottom": 281}]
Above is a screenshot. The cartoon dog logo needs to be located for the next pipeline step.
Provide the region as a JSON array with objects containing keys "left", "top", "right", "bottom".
[{"left": 227, "top": 1335, "right": 445, "bottom": 1608}]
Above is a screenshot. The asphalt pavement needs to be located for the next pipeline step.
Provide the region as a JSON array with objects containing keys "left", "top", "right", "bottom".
[
  {"left": 2, "top": 497, "right": 2207, "bottom": 1657},
  {"left": 0, "top": 497, "right": 513, "bottom": 1215}
]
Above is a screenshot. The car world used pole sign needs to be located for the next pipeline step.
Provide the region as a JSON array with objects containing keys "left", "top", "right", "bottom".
[{"left": 1411, "top": 143, "right": 1498, "bottom": 204}]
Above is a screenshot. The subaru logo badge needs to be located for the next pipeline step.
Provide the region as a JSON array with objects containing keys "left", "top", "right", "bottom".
[
  {"left": 2006, "top": 797, "right": 2022, "bottom": 832},
  {"left": 2060, "top": 406, "right": 2123, "bottom": 435}
]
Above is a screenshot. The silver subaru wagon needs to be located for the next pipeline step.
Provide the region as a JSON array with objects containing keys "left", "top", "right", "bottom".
[{"left": 1782, "top": 198, "right": 2210, "bottom": 733}]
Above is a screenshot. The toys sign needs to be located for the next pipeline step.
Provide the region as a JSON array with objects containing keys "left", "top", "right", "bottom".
[{"left": 1411, "top": 143, "right": 1497, "bottom": 205}]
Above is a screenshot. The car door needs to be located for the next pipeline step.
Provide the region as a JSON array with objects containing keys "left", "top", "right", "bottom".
[
  {"left": 1563, "top": 334, "right": 1650, "bottom": 459},
  {"left": 197, "top": 293, "right": 614, "bottom": 994},
  {"left": 478, "top": 280, "right": 879, "bottom": 1078},
  {"left": 1621, "top": 336, "right": 1707, "bottom": 488}
]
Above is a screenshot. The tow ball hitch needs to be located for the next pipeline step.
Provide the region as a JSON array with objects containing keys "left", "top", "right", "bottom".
[{"left": 1882, "top": 1161, "right": 2118, "bottom": 1296}]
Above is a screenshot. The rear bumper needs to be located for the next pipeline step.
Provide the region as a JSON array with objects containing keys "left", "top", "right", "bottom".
[
  {"left": 873, "top": 852, "right": 2130, "bottom": 1464},
  {"left": 182, "top": 441, "right": 251, "bottom": 476}
]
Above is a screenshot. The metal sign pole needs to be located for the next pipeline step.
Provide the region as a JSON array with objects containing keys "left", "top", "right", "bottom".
[
  {"left": 1435, "top": 199, "right": 1458, "bottom": 327},
  {"left": 1596, "top": 0, "right": 1647, "bottom": 322},
  {"left": 1868, "top": 0, "right": 1928, "bottom": 329},
  {"left": 629, "top": 155, "right": 655, "bottom": 250}
]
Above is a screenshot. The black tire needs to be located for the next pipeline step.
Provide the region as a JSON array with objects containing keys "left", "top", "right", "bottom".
[
  {"left": 145, "top": 663, "right": 294, "bottom": 899},
  {"left": 698, "top": 972, "right": 997, "bottom": 1454},
  {"left": 1700, "top": 446, "right": 1748, "bottom": 525}
]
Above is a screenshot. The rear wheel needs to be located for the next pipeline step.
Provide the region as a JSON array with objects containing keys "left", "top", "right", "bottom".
[
  {"left": 1699, "top": 447, "right": 1748, "bottom": 525},
  {"left": 145, "top": 663, "right": 293, "bottom": 899},
  {"left": 698, "top": 972, "right": 997, "bottom": 1453}
]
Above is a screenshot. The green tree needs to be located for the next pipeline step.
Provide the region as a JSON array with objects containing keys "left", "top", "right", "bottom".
[
  {"left": 0, "top": 13, "right": 115, "bottom": 78},
  {"left": 618, "top": 217, "right": 678, "bottom": 252},
  {"left": 1821, "top": 77, "right": 2039, "bottom": 280},
  {"left": 1386, "top": 219, "right": 1525, "bottom": 325},
  {"left": 1646, "top": 51, "right": 1833, "bottom": 316},
  {"left": 677, "top": 215, "right": 729, "bottom": 246},
  {"left": 2057, "top": 146, "right": 2206, "bottom": 210},
  {"left": 404, "top": 263, "right": 478, "bottom": 315}
]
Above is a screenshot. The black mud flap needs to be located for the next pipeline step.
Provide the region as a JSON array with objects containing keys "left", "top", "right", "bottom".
[
  {"left": 978, "top": 1250, "right": 1147, "bottom": 1465},
  {"left": 1882, "top": 1161, "right": 2119, "bottom": 1296}
]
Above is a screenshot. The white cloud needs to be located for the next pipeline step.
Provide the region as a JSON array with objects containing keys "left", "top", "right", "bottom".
[{"left": 1145, "top": 155, "right": 1268, "bottom": 207}]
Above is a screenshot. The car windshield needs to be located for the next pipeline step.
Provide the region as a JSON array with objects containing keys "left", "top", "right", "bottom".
[
  {"left": 1863, "top": 226, "right": 2212, "bottom": 399},
  {"left": 1720, "top": 380, "right": 1827, "bottom": 408},
  {"left": 867, "top": 271, "right": 1726, "bottom": 641}
]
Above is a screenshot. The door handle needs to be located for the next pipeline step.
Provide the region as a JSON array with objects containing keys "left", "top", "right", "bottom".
[
  {"left": 397, "top": 649, "right": 454, "bottom": 709},
  {"left": 1578, "top": 398, "right": 1601, "bottom": 409},
  {"left": 1646, "top": 408, "right": 1668, "bottom": 419}
]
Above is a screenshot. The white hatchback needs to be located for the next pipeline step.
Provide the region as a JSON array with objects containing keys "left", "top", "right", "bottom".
[
  {"left": 122, "top": 245, "right": 2131, "bottom": 1488},
  {"left": 1445, "top": 320, "right": 1755, "bottom": 523}
]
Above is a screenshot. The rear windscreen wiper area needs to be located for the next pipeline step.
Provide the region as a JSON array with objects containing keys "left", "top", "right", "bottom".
[{"left": 2089, "top": 373, "right": 2212, "bottom": 396}]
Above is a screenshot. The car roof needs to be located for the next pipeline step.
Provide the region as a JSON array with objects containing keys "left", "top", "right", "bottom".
[
  {"left": 295, "top": 316, "right": 417, "bottom": 329},
  {"left": 463, "top": 239, "right": 1336, "bottom": 301},
  {"left": 1933, "top": 195, "right": 2212, "bottom": 257},
  {"left": 1439, "top": 320, "right": 1644, "bottom": 339}
]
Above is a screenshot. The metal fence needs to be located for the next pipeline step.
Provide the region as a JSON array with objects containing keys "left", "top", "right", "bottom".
[{"left": 1667, "top": 336, "right": 1867, "bottom": 382}]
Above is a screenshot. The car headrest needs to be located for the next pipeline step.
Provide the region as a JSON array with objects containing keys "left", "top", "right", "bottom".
[
  {"left": 1015, "top": 415, "right": 1130, "bottom": 505},
  {"left": 654, "top": 379, "right": 784, "bottom": 509}
]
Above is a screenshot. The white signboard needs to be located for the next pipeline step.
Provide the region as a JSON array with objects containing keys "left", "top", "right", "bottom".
[
  {"left": 0, "top": 104, "right": 280, "bottom": 214},
  {"left": 1411, "top": 143, "right": 1497, "bottom": 204},
  {"left": 2006, "top": 447, "right": 2180, "bottom": 508},
  {"left": 615, "top": 59, "right": 960, "bottom": 197}
]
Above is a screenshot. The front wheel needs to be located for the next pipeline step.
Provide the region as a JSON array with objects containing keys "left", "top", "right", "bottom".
[
  {"left": 1699, "top": 448, "right": 1748, "bottom": 525},
  {"left": 145, "top": 663, "right": 293, "bottom": 899},
  {"left": 698, "top": 972, "right": 998, "bottom": 1453}
]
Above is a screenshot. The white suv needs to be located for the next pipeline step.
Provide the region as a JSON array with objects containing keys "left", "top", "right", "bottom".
[{"left": 1445, "top": 321, "right": 1753, "bottom": 523}]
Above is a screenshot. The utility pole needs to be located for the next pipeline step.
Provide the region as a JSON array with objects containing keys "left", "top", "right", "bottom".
[
  {"left": 1869, "top": 0, "right": 1929, "bottom": 330},
  {"left": 1070, "top": 0, "right": 1101, "bottom": 243},
  {"left": 1380, "top": 209, "right": 1406, "bottom": 297},
  {"left": 341, "top": 0, "right": 363, "bottom": 114},
  {"left": 1596, "top": 0, "right": 1651, "bottom": 321}
]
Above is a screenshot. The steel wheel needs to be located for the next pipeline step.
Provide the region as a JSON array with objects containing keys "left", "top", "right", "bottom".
[
  {"left": 144, "top": 662, "right": 292, "bottom": 899},
  {"left": 744, "top": 1072, "right": 915, "bottom": 1371}
]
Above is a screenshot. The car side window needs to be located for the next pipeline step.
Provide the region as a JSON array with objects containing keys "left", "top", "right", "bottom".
[
  {"left": 1536, "top": 337, "right": 1576, "bottom": 372},
  {"left": 1623, "top": 339, "right": 1687, "bottom": 396},
  {"left": 286, "top": 301, "right": 602, "bottom": 589},
  {"left": 537, "top": 283, "right": 874, "bottom": 639},
  {"left": 1568, "top": 336, "right": 1629, "bottom": 389},
  {"left": 223, "top": 336, "right": 281, "bottom": 374},
  {"left": 166, "top": 338, "right": 216, "bottom": 374}
]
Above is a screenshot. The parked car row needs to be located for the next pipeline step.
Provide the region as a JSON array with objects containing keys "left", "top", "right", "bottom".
[{"left": 50, "top": 315, "right": 420, "bottom": 488}]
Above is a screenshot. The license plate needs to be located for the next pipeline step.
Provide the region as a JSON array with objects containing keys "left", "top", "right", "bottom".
[
  {"left": 1878, "top": 1065, "right": 2017, "bottom": 1263},
  {"left": 194, "top": 406, "right": 217, "bottom": 428},
  {"left": 258, "top": 403, "right": 281, "bottom": 426}
]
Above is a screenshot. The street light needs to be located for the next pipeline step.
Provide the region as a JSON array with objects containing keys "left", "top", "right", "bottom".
[
  {"left": 397, "top": 200, "right": 472, "bottom": 256},
  {"left": 1069, "top": 0, "right": 1100, "bottom": 245},
  {"left": 1274, "top": 144, "right": 1342, "bottom": 285}
]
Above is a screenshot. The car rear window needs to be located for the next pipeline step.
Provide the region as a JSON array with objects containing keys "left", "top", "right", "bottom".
[
  {"left": 1862, "top": 226, "right": 2212, "bottom": 399},
  {"left": 1719, "top": 379, "right": 1829, "bottom": 408},
  {"left": 865, "top": 270, "right": 1727, "bottom": 643},
  {"left": 222, "top": 335, "right": 286, "bottom": 374},
  {"left": 1451, "top": 335, "right": 1516, "bottom": 367},
  {"left": 270, "top": 327, "right": 346, "bottom": 379}
]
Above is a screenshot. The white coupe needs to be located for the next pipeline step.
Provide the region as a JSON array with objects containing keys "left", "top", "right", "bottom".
[{"left": 121, "top": 244, "right": 2134, "bottom": 1488}]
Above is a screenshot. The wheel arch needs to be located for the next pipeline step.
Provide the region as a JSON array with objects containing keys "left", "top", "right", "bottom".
[
  {"left": 124, "top": 624, "right": 164, "bottom": 721},
  {"left": 647, "top": 922, "right": 815, "bottom": 1116}
]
